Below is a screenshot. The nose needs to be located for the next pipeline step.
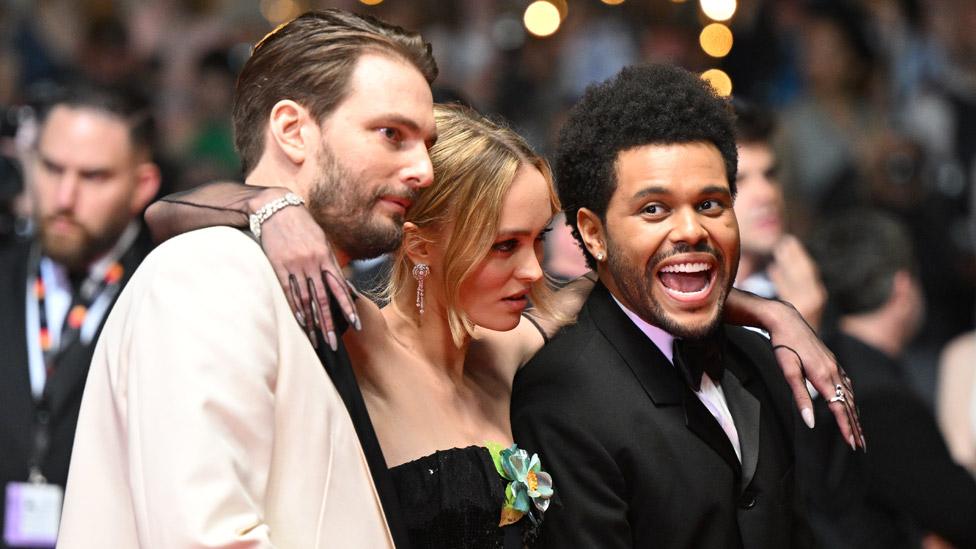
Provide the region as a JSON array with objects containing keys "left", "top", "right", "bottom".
[
  {"left": 55, "top": 173, "right": 80, "bottom": 211},
  {"left": 515, "top": 247, "right": 545, "bottom": 284},
  {"left": 403, "top": 143, "right": 434, "bottom": 190},
  {"left": 669, "top": 206, "right": 708, "bottom": 245}
]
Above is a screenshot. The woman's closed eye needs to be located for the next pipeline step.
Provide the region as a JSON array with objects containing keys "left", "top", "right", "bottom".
[{"left": 492, "top": 239, "right": 519, "bottom": 253}]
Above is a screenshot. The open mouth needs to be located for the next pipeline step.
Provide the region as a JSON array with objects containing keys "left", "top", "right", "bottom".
[
  {"left": 657, "top": 261, "right": 715, "bottom": 300},
  {"left": 501, "top": 291, "right": 529, "bottom": 311}
]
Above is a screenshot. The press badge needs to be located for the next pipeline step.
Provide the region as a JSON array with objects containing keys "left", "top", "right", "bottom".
[{"left": 3, "top": 481, "right": 62, "bottom": 547}]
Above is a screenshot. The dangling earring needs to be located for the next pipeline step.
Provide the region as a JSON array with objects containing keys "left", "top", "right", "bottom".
[{"left": 412, "top": 263, "right": 430, "bottom": 314}]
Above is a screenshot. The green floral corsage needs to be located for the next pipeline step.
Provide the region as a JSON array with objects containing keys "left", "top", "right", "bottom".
[{"left": 486, "top": 441, "right": 554, "bottom": 527}]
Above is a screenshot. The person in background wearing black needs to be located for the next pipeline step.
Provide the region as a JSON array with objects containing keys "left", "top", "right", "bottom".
[
  {"left": 802, "top": 209, "right": 976, "bottom": 549},
  {"left": 0, "top": 81, "right": 159, "bottom": 548}
]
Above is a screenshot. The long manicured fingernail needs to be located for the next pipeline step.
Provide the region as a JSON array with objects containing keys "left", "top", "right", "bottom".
[
  {"left": 801, "top": 408, "right": 815, "bottom": 429},
  {"left": 860, "top": 435, "right": 867, "bottom": 452},
  {"left": 327, "top": 330, "right": 338, "bottom": 352},
  {"left": 849, "top": 435, "right": 856, "bottom": 451},
  {"left": 351, "top": 314, "right": 361, "bottom": 331},
  {"left": 296, "top": 311, "right": 305, "bottom": 325}
]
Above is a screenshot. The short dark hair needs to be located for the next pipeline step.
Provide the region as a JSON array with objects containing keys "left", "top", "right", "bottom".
[
  {"left": 34, "top": 80, "right": 155, "bottom": 156},
  {"left": 809, "top": 209, "right": 915, "bottom": 316},
  {"left": 731, "top": 97, "right": 775, "bottom": 146},
  {"left": 555, "top": 64, "right": 738, "bottom": 269},
  {"left": 233, "top": 9, "right": 438, "bottom": 176}
]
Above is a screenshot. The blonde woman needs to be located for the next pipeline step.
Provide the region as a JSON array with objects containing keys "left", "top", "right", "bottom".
[{"left": 147, "top": 103, "right": 858, "bottom": 547}]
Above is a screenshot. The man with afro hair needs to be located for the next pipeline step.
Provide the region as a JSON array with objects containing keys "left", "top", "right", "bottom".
[{"left": 512, "top": 64, "right": 814, "bottom": 548}]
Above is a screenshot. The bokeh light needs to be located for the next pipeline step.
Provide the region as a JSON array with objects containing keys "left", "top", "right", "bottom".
[
  {"left": 699, "top": 23, "right": 734, "bottom": 57},
  {"left": 701, "top": 68, "right": 733, "bottom": 96},
  {"left": 259, "top": 0, "right": 299, "bottom": 25},
  {"left": 700, "top": 0, "right": 737, "bottom": 21},
  {"left": 601, "top": 0, "right": 626, "bottom": 5},
  {"left": 359, "top": 0, "right": 384, "bottom": 5},
  {"left": 524, "top": 1, "right": 561, "bottom": 38},
  {"left": 550, "top": 0, "right": 570, "bottom": 19}
]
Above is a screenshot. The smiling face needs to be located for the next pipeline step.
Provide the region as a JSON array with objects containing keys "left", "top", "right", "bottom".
[
  {"left": 307, "top": 53, "right": 436, "bottom": 260},
  {"left": 583, "top": 142, "right": 739, "bottom": 338},
  {"left": 455, "top": 165, "right": 552, "bottom": 332}
]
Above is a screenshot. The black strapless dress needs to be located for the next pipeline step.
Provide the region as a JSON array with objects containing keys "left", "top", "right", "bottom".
[{"left": 389, "top": 446, "right": 537, "bottom": 549}]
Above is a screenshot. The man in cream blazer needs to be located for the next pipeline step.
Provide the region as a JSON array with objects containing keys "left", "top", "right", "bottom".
[
  {"left": 58, "top": 10, "right": 438, "bottom": 547},
  {"left": 59, "top": 227, "right": 393, "bottom": 547}
]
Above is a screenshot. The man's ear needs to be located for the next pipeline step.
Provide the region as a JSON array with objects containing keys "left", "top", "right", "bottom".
[
  {"left": 577, "top": 208, "right": 607, "bottom": 261},
  {"left": 268, "top": 99, "right": 314, "bottom": 166},
  {"left": 402, "top": 222, "right": 434, "bottom": 266},
  {"left": 130, "top": 161, "right": 161, "bottom": 214}
]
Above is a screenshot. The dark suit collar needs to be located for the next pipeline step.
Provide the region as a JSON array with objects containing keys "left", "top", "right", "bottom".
[
  {"left": 681, "top": 382, "right": 742, "bottom": 475},
  {"left": 585, "top": 282, "right": 684, "bottom": 405},
  {"left": 722, "top": 369, "right": 760, "bottom": 490},
  {"left": 586, "top": 282, "right": 764, "bottom": 483},
  {"left": 43, "top": 230, "right": 150, "bottom": 417}
]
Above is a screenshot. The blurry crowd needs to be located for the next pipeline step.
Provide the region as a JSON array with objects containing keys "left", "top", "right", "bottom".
[
  {"left": 0, "top": 0, "right": 974, "bottom": 545},
  {"left": 1, "top": 0, "right": 973, "bottom": 353}
]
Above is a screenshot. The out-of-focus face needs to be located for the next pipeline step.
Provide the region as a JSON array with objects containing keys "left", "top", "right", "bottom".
[
  {"left": 596, "top": 142, "right": 739, "bottom": 339},
  {"left": 31, "top": 105, "right": 151, "bottom": 271},
  {"left": 308, "top": 53, "right": 436, "bottom": 260},
  {"left": 457, "top": 165, "right": 551, "bottom": 332},
  {"left": 734, "top": 142, "right": 784, "bottom": 260}
]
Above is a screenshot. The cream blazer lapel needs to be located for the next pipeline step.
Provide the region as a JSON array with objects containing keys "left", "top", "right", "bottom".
[{"left": 59, "top": 227, "right": 393, "bottom": 548}]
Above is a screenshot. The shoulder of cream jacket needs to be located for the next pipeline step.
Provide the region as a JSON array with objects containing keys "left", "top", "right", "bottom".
[{"left": 58, "top": 227, "right": 394, "bottom": 548}]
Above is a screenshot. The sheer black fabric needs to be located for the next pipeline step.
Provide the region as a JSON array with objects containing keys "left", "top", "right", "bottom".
[
  {"left": 146, "top": 182, "right": 259, "bottom": 243},
  {"left": 390, "top": 446, "right": 535, "bottom": 549}
]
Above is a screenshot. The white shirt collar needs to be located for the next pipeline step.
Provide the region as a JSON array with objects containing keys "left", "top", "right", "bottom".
[{"left": 609, "top": 293, "right": 675, "bottom": 364}]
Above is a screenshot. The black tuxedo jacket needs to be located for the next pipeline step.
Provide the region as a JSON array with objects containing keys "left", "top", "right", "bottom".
[
  {"left": 0, "top": 233, "right": 150, "bottom": 547},
  {"left": 511, "top": 283, "right": 807, "bottom": 549},
  {"left": 797, "top": 332, "right": 976, "bottom": 549}
]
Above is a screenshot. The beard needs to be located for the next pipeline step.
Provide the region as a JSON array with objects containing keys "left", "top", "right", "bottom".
[
  {"left": 306, "top": 144, "right": 414, "bottom": 260},
  {"left": 606, "top": 237, "right": 735, "bottom": 340},
  {"left": 39, "top": 213, "right": 129, "bottom": 272}
]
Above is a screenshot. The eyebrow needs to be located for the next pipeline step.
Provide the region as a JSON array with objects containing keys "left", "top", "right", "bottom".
[
  {"left": 632, "top": 184, "right": 731, "bottom": 200},
  {"left": 495, "top": 229, "right": 534, "bottom": 238}
]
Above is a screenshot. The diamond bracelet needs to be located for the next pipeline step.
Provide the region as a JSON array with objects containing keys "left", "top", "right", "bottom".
[{"left": 249, "top": 192, "right": 305, "bottom": 241}]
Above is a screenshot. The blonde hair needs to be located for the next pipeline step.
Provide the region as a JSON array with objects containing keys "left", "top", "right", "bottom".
[{"left": 386, "top": 103, "right": 561, "bottom": 346}]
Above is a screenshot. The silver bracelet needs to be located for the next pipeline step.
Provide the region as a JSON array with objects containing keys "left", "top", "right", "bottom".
[{"left": 249, "top": 192, "right": 305, "bottom": 241}]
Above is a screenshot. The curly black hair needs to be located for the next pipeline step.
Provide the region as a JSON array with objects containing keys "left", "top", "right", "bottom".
[{"left": 555, "top": 64, "right": 737, "bottom": 269}]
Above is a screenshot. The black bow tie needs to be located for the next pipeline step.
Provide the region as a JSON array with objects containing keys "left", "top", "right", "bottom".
[{"left": 672, "top": 329, "right": 726, "bottom": 392}]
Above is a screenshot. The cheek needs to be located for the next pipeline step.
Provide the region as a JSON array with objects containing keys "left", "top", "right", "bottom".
[
  {"left": 80, "top": 183, "right": 134, "bottom": 223},
  {"left": 459, "top": 258, "right": 511, "bottom": 297}
]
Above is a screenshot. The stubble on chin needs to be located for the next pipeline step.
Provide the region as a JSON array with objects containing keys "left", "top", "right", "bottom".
[
  {"left": 606, "top": 238, "right": 730, "bottom": 340},
  {"left": 305, "top": 152, "right": 403, "bottom": 260}
]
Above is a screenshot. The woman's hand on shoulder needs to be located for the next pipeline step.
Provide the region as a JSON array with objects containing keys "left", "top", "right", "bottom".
[{"left": 253, "top": 188, "right": 359, "bottom": 351}]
